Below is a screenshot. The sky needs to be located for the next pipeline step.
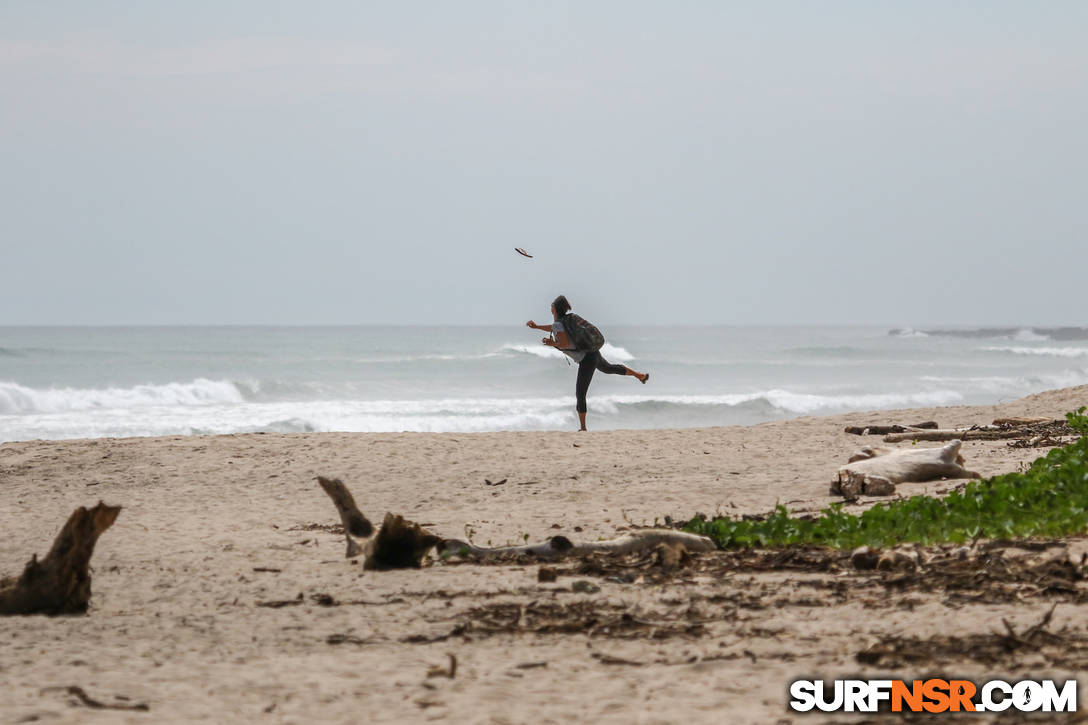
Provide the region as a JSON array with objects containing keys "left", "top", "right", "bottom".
[{"left": 1, "top": 2, "right": 1085, "bottom": 326}]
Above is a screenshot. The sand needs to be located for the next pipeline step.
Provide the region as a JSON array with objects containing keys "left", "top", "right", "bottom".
[{"left": 2, "top": 385, "right": 1087, "bottom": 723}]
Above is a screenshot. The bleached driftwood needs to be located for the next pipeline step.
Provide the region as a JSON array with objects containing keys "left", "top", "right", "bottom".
[
  {"left": 0, "top": 502, "right": 120, "bottom": 616},
  {"left": 832, "top": 440, "right": 980, "bottom": 498},
  {"left": 844, "top": 421, "right": 938, "bottom": 436},
  {"left": 437, "top": 529, "right": 716, "bottom": 560},
  {"left": 994, "top": 417, "right": 1053, "bottom": 426},
  {"left": 884, "top": 428, "right": 1050, "bottom": 443},
  {"left": 315, "top": 477, "right": 439, "bottom": 569}
]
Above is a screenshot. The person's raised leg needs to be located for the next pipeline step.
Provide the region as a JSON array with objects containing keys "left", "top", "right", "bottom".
[{"left": 595, "top": 355, "right": 649, "bottom": 384}]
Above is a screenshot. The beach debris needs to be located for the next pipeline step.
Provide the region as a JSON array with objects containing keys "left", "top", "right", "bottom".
[
  {"left": 882, "top": 418, "right": 1074, "bottom": 443},
  {"left": 538, "top": 566, "right": 559, "bottom": 582},
  {"left": 844, "top": 421, "right": 938, "bottom": 435},
  {"left": 0, "top": 502, "right": 121, "bottom": 616},
  {"left": 832, "top": 440, "right": 980, "bottom": 497},
  {"left": 850, "top": 546, "right": 880, "bottom": 571},
  {"left": 514, "top": 247, "right": 533, "bottom": 258},
  {"left": 415, "top": 600, "right": 705, "bottom": 642},
  {"left": 993, "top": 417, "right": 1053, "bottom": 426},
  {"left": 426, "top": 654, "right": 458, "bottom": 679},
  {"left": 436, "top": 529, "right": 714, "bottom": 560},
  {"left": 365, "top": 513, "right": 443, "bottom": 570},
  {"left": 484, "top": 478, "right": 507, "bottom": 486},
  {"left": 315, "top": 476, "right": 373, "bottom": 557},
  {"left": 41, "top": 685, "right": 149, "bottom": 712},
  {"left": 315, "top": 477, "right": 441, "bottom": 568},
  {"left": 327, "top": 633, "right": 371, "bottom": 645},
  {"left": 653, "top": 542, "right": 690, "bottom": 570},
  {"left": 876, "top": 549, "right": 919, "bottom": 571},
  {"left": 572, "top": 580, "right": 601, "bottom": 594},
  {"left": 856, "top": 605, "right": 1064, "bottom": 668},
  {"left": 591, "top": 652, "right": 645, "bottom": 666}
]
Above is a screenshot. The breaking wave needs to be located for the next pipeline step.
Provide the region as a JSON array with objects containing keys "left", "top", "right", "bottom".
[
  {"left": 981, "top": 346, "right": 1088, "bottom": 359},
  {"left": 888, "top": 328, "right": 930, "bottom": 338},
  {"left": 895, "top": 327, "right": 1088, "bottom": 341},
  {"left": 0, "top": 379, "right": 245, "bottom": 415},
  {"left": 0, "top": 387, "right": 968, "bottom": 441},
  {"left": 496, "top": 342, "right": 634, "bottom": 362}
]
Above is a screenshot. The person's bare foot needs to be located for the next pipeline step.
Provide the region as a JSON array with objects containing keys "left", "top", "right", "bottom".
[{"left": 637, "top": 372, "right": 649, "bottom": 384}]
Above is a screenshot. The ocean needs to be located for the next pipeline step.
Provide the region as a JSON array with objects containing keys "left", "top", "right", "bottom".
[{"left": 1, "top": 325, "right": 1087, "bottom": 442}]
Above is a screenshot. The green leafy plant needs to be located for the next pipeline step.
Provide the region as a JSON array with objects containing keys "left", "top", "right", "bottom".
[{"left": 684, "top": 408, "right": 1088, "bottom": 549}]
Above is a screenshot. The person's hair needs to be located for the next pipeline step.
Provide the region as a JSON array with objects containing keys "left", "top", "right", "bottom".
[{"left": 552, "top": 295, "right": 571, "bottom": 317}]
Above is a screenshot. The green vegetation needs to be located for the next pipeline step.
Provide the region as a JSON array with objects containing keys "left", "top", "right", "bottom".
[{"left": 684, "top": 409, "right": 1088, "bottom": 550}]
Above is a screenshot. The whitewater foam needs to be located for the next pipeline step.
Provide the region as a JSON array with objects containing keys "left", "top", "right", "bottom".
[
  {"left": 982, "top": 346, "right": 1088, "bottom": 359},
  {"left": 0, "top": 378, "right": 245, "bottom": 415},
  {"left": 496, "top": 342, "right": 634, "bottom": 362},
  {"left": 889, "top": 328, "right": 930, "bottom": 338}
]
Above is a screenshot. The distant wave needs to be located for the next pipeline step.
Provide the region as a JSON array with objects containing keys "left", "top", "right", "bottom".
[
  {"left": 920, "top": 369, "right": 1088, "bottom": 392},
  {"left": 0, "top": 378, "right": 244, "bottom": 415},
  {"left": 888, "top": 328, "right": 929, "bottom": 338},
  {"left": 981, "top": 346, "right": 1088, "bottom": 359},
  {"left": 332, "top": 342, "right": 636, "bottom": 364},
  {"left": 589, "top": 389, "right": 964, "bottom": 416},
  {"left": 892, "top": 326, "right": 1088, "bottom": 341},
  {"left": 0, "top": 346, "right": 67, "bottom": 357}
]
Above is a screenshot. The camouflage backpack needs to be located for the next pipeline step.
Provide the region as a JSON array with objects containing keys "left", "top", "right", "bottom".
[{"left": 561, "top": 313, "right": 605, "bottom": 352}]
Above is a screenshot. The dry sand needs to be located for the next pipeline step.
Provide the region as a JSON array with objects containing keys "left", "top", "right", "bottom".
[{"left": 2, "top": 385, "right": 1088, "bottom": 723}]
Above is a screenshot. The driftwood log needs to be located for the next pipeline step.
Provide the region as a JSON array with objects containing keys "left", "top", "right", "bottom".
[
  {"left": 993, "top": 417, "right": 1053, "bottom": 426},
  {"left": 437, "top": 530, "right": 716, "bottom": 560},
  {"left": 314, "top": 476, "right": 714, "bottom": 567},
  {"left": 315, "top": 476, "right": 439, "bottom": 569},
  {"left": 883, "top": 425, "right": 1065, "bottom": 443},
  {"left": 315, "top": 476, "right": 374, "bottom": 557},
  {"left": 844, "top": 421, "right": 938, "bottom": 436},
  {"left": 0, "top": 502, "right": 121, "bottom": 616},
  {"left": 832, "top": 440, "right": 980, "bottom": 498}
]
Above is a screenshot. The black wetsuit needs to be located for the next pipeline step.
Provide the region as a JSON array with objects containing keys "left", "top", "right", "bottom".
[{"left": 575, "top": 351, "right": 628, "bottom": 414}]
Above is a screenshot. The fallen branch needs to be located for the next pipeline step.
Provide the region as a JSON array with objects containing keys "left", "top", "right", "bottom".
[
  {"left": 884, "top": 421, "right": 1075, "bottom": 443},
  {"left": 0, "top": 502, "right": 121, "bottom": 616},
  {"left": 993, "top": 417, "right": 1054, "bottom": 427},
  {"left": 437, "top": 529, "right": 715, "bottom": 560},
  {"left": 885, "top": 428, "right": 1014, "bottom": 443},
  {"left": 44, "top": 685, "right": 149, "bottom": 712},
  {"left": 844, "top": 421, "right": 938, "bottom": 436}
]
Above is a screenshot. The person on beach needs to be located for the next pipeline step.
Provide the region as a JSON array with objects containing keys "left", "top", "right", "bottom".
[{"left": 526, "top": 295, "right": 649, "bottom": 431}]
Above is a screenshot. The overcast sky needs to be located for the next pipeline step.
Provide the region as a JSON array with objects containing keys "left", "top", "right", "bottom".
[{"left": 1, "top": 2, "right": 1085, "bottom": 326}]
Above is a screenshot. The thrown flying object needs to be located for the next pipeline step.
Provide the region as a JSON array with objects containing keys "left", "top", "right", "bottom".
[{"left": 514, "top": 247, "right": 533, "bottom": 258}]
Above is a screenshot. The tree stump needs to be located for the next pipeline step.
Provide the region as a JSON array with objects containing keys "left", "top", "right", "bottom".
[{"left": 0, "top": 502, "right": 121, "bottom": 616}]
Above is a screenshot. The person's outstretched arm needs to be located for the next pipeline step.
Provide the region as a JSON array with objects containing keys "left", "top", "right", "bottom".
[{"left": 526, "top": 320, "right": 553, "bottom": 332}]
